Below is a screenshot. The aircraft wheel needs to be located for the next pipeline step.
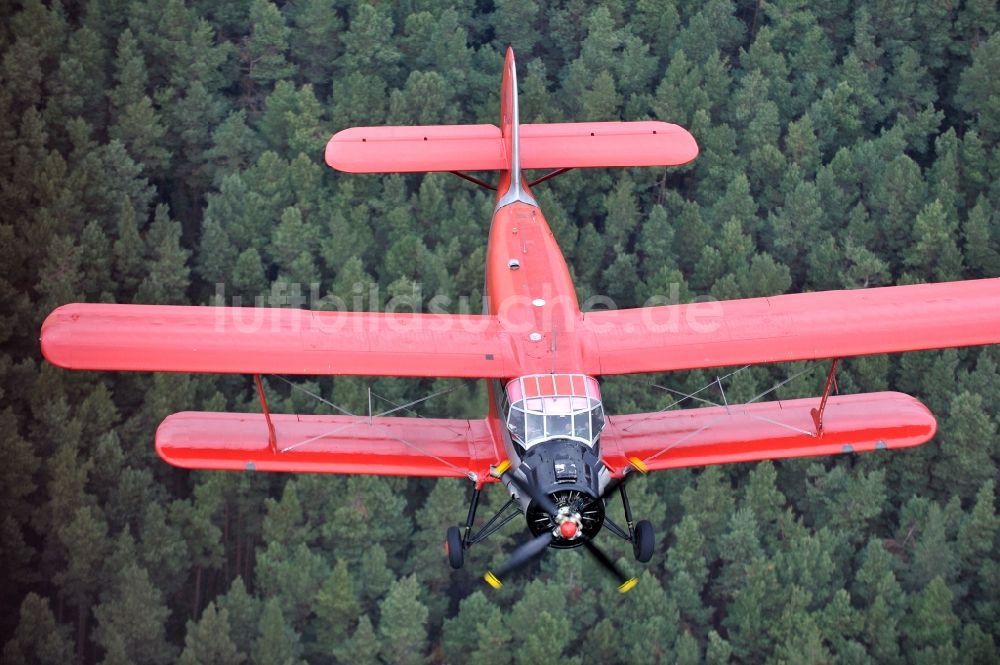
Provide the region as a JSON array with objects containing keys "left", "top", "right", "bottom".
[
  {"left": 446, "top": 526, "right": 464, "bottom": 569},
  {"left": 633, "top": 520, "right": 654, "bottom": 563}
]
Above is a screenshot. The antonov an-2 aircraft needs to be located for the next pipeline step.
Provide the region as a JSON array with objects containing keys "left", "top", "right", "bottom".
[{"left": 41, "top": 48, "right": 1000, "bottom": 591}]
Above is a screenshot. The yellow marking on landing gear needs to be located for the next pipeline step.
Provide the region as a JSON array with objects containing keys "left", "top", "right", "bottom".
[
  {"left": 484, "top": 571, "right": 503, "bottom": 589},
  {"left": 491, "top": 460, "right": 512, "bottom": 477}
]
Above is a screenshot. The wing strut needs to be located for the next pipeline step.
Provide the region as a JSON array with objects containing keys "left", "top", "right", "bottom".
[
  {"left": 272, "top": 375, "right": 480, "bottom": 479},
  {"left": 449, "top": 171, "right": 496, "bottom": 190},
  {"left": 810, "top": 358, "right": 840, "bottom": 436},
  {"left": 254, "top": 374, "right": 278, "bottom": 454}
]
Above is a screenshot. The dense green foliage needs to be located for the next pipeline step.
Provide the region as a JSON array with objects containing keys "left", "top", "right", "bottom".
[{"left": 2, "top": 0, "right": 999, "bottom": 662}]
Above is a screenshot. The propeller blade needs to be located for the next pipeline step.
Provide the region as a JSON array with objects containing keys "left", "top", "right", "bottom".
[
  {"left": 493, "top": 460, "right": 560, "bottom": 517},
  {"left": 583, "top": 539, "right": 638, "bottom": 593},
  {"left": 484, "top": 531, "right": 554, "bottom": 589}
]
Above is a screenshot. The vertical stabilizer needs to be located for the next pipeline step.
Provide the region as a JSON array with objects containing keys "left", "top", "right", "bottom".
[{"left": 496, "top": 47, "right": 537, "bottom": 209}]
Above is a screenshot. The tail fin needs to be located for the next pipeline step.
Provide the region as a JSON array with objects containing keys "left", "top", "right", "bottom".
[
  {"left": 324, "top": 49, "right": 699, "bottom": 175},
  {"left": 495, "top": 47, "right": 536, "bottom": 208}
]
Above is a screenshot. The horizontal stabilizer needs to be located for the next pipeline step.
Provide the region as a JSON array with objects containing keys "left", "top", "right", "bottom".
[
  {"left": 41, "top": 303, "right": 513, "bottom": 378},
  {"left": 156, "top": 411, "right": 503, "bottom": 480},
  {"left": 325, "top": 121, "right": 698, "bottom": 173},
  {"left": 600, "top": 392, "right": 936, "bottom": 475}
]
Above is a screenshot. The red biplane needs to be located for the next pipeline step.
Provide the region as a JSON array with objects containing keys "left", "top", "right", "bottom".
[{"left": 41, "top": 49, "right": 1000, "bottom": 592}]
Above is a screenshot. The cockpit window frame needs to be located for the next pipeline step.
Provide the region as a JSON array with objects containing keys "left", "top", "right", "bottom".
[{"left": 504, "top": 374, "right": 605, "bottom": 449}]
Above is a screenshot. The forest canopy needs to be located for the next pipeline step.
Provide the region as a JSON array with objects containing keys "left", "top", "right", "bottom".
[{"left": 1, "top": 0, "right": 999, "bottom": 663}]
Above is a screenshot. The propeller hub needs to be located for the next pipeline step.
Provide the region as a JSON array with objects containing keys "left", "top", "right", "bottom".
[{"left": 553, "top": 506, "right": 583, "bottom": 540}]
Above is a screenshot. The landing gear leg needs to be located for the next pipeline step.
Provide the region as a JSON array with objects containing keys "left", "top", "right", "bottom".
[
  {"left": 446, "top": 487, "right": 481, "bottom": 569},
  {"left": 462, "top": 487, "right": 481, "bottom": 548},
  {"left": 619, "top": 482, "right": 654, "bottom": 562},
  {"left": 446, "top": 486, "right": 522, "bottom": 569}
]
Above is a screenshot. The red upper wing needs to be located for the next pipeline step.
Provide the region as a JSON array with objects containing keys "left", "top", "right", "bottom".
[
  {"left": 583, "top": 278, "right": 1000, "bottom": 375},
  {"left": 41, "top": 303, "right": 513, "bottom": 378},
  {"left": 600, "top": 392, "right": 936, "bottom": 475}
]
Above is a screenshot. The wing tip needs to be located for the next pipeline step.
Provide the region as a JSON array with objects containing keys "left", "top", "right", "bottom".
[{"left": 40, "top": 305, "right": 78, "bottom": 369}]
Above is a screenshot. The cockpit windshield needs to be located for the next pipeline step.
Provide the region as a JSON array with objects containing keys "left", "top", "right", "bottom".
[{"left": 504, "top": 374, "right": 605, "bottom": 448}]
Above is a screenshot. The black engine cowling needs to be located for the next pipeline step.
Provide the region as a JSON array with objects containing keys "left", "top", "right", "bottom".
[{"left": 517, "top": 438, "right": 606, "bottom": 548}]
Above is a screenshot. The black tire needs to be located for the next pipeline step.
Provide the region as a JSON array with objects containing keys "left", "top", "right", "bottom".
[
  {"left": 633, "top": 520, "right": 654, "bottom": 563},
  {"left": 446, "top": 526, "right": 464, "bottom": 569}
]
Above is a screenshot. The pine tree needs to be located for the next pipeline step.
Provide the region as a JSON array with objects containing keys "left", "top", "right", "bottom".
[
  {"left": 962, "top": 196, "right": 1000, "bottom": 278},
  {"left": 288, "top": 0, "right": 342, "bottom": 87},
  {"left": 956, "top": 32, "right": 1000, "bottom": 144},
  {"left": 441, "top": 592, "right": 507, "bottom": 665},
  {"left": 937, "top": 388, "right": 995, "bottom": 497},
  {"left": 270, "top": 206, "right": 316, "bottom": 277},
  {"left": 665, "top": 515, "right": 712, "bottom": 634},
  {"left": 330, "top": 71, "right": 389, "bottom": 129},
  {"left": 722, "top": 555, "right": 780, "bottom": 662},
  {"left": 205, "top": 111, "right": 263, "bottom": 186},
  {"left": 1, "top": 593, "right": 75, "bottom": 665},
  {"left": 906, "top": 199, "right": 964, "bottom": 282},
  {"left": 46, "top": 26, "right": 108, "bottom": 131},
  {"left": 905, "top": 501, "right": 960, "bottom": 592},
  {"left": 713, "top": 508, "right": 765, "bottom": 602},
  {"left": 52, "top": 503, "right": 108, "bottom": 659},
  {"left": 337, "top": 4, "right": 400, "bottom": 80},
  {"left": 770, "top": 591, "right": 833, "bottom": 664},
  {"left": 232, "top": 248, "right": 269, "bottom": 301},
  {"left": 135, "top": 204, "right": 191, "bottom": 304},
  {"left": 376, "top": 575, "right": 429, "bottom": 665},
  {"left": 705, "top": 630, "right": 733, "bottom": 665},
  {"left": 137, "top": 502, "right": 188, "bottom": 599},
  {"left": 108, "top": 30, "right": 168, "bottom": 176},
  {"left": 34, "top": 234, "right": 82, "bottom": 325},
  {"left": 601, "top": 253, "right": 641, "bottom": 308},
  {"left": 903, "top": 576, "right": 959, "bottom": 660},
  {"left": 506, "top": 581, "right": 576, "bottom": 665},
  {"left": 337, "top": 615, "right": 379, "bottom": 664},
  {"left": 216, "top": 577, "right": 262, "bottom": 657},
  {"left": 490, "top": 0, "right": 541, "bottom": 57},
  {"left": 3, "top": 1, "right": 66, "bottom": 109},
  {"left": 959, "top": 624, "right": 1000, "bottom": 665},
  {"left": 311, "top": 559, "right": 359, "bottom": 658},
  {"left": 244, "top": 0, "right": 293, "bottom": 94},
  {"left": 679, "top": 466, "right": 735, "bottom": 560},
  {"left": 251, "top": 598, "right": 303, "bottom": 665},
  {"left": 816, "top": 589, "right": 863, "bottom": 661},
  {"left": 801, "top": 465, "right": 887, "bottom": 546},
  {"left": 406, "top": 479, "right": 468, "bottom": 621},
  {"left": 957, "top": 481, "right": 999, "bottom": 577},
  {"left": 108, "top": 30, "right": 147, "bottom": 112},
  {"left": 113, "top": 195, "right": 144, "bottom": 297},
  {"left": 770, "top": 177, "right": 825, "bottom": 280},
  {"left": 92, "top": 561, "right": 175, "bottom": 665},
  {"left": 0, "top": 407, "right": 39, "bottom": 590},
  {"left": 178, "top": 602, "right": 246, "bottom": 665},
  {"left": 254, "top": 541, "right": 328, "bottom": 629},
  {"left": 170, "top": 495, "right": 224, "bottom": 620}
]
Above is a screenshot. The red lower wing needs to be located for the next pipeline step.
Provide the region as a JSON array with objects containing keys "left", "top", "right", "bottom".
[
  {"left": 599, "top": 392, "right": 936, "bottom": 475},
  {"left": 156, "top": 412, "right": 503, "bottom": 481}
]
